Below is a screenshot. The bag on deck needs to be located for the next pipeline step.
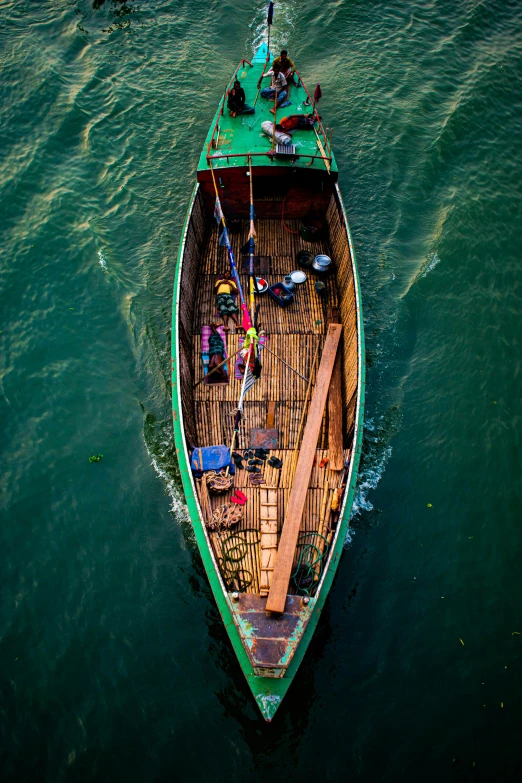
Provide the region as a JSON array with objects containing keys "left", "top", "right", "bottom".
[
  {"left": 261, "top": 120, "right": 292, "bottom": 146},
  {"left": 190, "top": 445, "right": 235, "bottom": 477}
]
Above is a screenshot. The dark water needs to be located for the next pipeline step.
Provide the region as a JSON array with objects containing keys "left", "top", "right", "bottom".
[{"left": 1, "top": 0, "right": 521, "bottom": 780}]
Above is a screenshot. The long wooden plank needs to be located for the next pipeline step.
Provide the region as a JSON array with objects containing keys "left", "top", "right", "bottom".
[
  {"left": 266, "top": 324, "right": 343, "bottom": 613},
  {"left": 327, "top": 306, "right": 344, "bottom": 470}
]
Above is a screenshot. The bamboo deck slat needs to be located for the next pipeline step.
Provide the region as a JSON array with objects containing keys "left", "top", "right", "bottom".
[{"left": 182, "top": 198, "right": 358, "bottom": 596}]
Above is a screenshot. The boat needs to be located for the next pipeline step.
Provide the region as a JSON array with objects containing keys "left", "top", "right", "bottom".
[{"left": 171, "top": 7, "right": 365, "bottom": 722}]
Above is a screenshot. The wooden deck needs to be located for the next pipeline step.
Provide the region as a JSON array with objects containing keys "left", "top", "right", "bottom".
[{"left": 186, "top": 210, "right": 357, "bottom": 597}]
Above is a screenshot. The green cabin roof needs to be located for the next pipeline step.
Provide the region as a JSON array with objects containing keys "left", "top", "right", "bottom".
[{"left": 198, "top": 44, "right": 338, "bottom": 175}]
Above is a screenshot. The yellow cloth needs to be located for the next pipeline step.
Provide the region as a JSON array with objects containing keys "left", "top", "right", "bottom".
[
  {"left": 243, "top": 327, "right": 258, "bottom": 353},
  {"left": 216, "top": 279, "right": 237, "bottom": 295},
  {"left": 273, "top": 55, "right": 295, "bottom": 73}
]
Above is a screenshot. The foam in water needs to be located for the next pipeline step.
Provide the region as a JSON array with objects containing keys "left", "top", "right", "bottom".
[
  {"left": 148, "top": 450, "right": 192, "bottom": 530},
  {"left": 421, "top": 251, "right": 441, "bottom": 278},
  {"left": 351, "top": 417, "right": 394, "bottom": 518},
  {"left": 98, "top": 249, "right": 108, "bottom": 271}
]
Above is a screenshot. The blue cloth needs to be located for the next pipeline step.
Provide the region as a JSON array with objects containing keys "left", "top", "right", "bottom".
[{"left": 261, "top": 88, "right": 288, "bottom": 105}]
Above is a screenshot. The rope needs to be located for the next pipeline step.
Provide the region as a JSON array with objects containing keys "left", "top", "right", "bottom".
[
  {"left": 207, "top": 503, "right": 243, "bottom": 531},
  {"left": 205, "top": 471, "right": 234, "bottom": 494},
  {"left": 219, "top": 529, "right": 261, "bottom": 591},
  {"left": 291, "top": 532, "right": 329, "bottom": 596},
  {"left": 282, "top": 195, "right": 299, "bottom": 235}
]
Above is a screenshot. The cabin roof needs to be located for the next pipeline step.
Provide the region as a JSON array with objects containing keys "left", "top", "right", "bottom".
[{"left": 198, "top": 44, "right": 338, "bottom": 175}]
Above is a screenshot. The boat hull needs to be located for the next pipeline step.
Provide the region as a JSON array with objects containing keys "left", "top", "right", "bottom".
[{"left": 171, "top": 181, "right": 365, "bottom": 720}]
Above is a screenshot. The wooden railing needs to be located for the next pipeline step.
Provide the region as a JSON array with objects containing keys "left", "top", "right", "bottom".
[
  {"left": 205, "top": 61, "right": 333, "bottom": 168},
  {"left": 293, "top": 67, "right": 332, "bottom": 156},
  {"left": 205, "top": 150, "right": 332, "bottom": 166},
  {"left": 206, "top": 59, "right": 253, "bottom": 157}
]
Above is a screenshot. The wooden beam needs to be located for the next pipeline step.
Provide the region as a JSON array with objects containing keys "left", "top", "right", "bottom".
[
  {"left": 266, "top": 324, "right": 343, "bottom": 614},
  {"left": 327, "top": 307, "right": 344, "bottom": 470}
]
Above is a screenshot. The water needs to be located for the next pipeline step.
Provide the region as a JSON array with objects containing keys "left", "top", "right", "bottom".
[{"left": 1, "top": 1, "right": 521, "bottom": 780}]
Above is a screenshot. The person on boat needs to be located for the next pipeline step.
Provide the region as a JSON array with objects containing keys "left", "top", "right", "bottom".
[
  {"left": 272, "top": 50, "right": 295, "bottom": 84},
  {"left": 257, "top": 63, "right": 287, "bottom": 108},
  {"left": 207, "top": 324, "right": 228, "bottom": 382},
  {"left": 227, "top": 80, "right": 255, "bottom": 118},
  {"left": 214, "top": 270, "right": 239, "bottom": 330},
  {"left": 275, "top": 114, "right": 317, "bottom": 133}
]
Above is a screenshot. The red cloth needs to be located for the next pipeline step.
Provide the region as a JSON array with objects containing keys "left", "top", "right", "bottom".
[{"left": 314, "top": 83, "right": 322, "bottom": 103}]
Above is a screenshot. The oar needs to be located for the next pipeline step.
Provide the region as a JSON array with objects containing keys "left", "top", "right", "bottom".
[
  {"left": 313, "top": 126, "right": 331, "bottom": 173},
  {"left": 254, "top": 7, "right": 272, "bottom": 107},
  {"left": 262, "top": 344, "right": 309, "bottom": 382},
  {"left": 193, "top": 346, "right": 243, "bottom": 388}
]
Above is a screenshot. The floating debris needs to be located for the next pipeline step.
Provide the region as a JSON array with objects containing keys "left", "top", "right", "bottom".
[
  {"left": 89, "top": 454, "right": 103, "bottom": 463},
  {"left": 459, "top": 638, "right": 465, "bottom": 646}
]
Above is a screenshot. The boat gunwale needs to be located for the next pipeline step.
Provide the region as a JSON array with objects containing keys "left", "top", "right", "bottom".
[{"left": 312, "top": 184, "right": 366, "bottom": 601}]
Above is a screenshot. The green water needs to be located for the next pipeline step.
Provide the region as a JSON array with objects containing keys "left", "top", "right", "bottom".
[{"left": 1, "top": 0, "right": 521, "bottom": 779}]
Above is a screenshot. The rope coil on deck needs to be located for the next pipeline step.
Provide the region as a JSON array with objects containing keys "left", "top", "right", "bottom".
[
  {"left": 207, "top": 503, "right": 243, "bottom": 531},
  {"left": 205, "top": 471, "right": 234, "bottom": 494},
  {"left": 219, "top": 529, "right": 261, "bottom": 591},
  {"left": 291, "top": 532, "right": 329, "bottom": 596}
]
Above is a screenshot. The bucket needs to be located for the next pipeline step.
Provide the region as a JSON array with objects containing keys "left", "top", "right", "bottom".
[
  {"left": 296, "top": 250, "right": 314, "bottom": 268},
  {"left": 299, "top": 219, "right": 324, "bottom": 242}
]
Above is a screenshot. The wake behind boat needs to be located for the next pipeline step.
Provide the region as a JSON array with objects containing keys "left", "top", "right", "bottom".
[{"left": 171, "top": 5, "right": 365, "bottom": 721}]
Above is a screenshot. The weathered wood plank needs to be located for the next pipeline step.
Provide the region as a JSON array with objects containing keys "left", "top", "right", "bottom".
[
  {"left": 327, "top": 306, "right": 344, "bottom": 470},
  {"left": 266, "top": 324, "right": 343, "bottom": 613}
]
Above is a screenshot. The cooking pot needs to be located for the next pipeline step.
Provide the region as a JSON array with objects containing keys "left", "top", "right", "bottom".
[{"left": 312, "top": 254, "right": 332, "bottom": 273}]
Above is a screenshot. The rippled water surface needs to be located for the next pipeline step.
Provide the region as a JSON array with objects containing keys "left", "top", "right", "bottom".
[{"left": 1, "top": 1, "right": 522, "bottom": 780}]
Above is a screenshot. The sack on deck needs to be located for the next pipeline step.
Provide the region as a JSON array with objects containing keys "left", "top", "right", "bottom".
[
  {"left": 190, "top": 445, "right": 235, "bottom": 477},
  {"left": 261, "top": 121, "right": 292, "bottom": 146}
]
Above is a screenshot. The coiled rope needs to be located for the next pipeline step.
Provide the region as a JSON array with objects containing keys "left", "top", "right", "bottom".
[
  {"left": 291, "top": 532, "right": 329, "bottom": 596},
  {"left": 219, "top": 529, "right": 261, "bottom": 591}
]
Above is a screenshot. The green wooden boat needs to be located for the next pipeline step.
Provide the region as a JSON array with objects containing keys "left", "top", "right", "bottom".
[{"left": 172, "top": 31, "right": 365, "bottom": 721}]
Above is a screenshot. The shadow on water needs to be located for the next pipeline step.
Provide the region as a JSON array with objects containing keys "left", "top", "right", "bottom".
[{"left": 72, "top": 0, "right": 141, "bottom": 35}]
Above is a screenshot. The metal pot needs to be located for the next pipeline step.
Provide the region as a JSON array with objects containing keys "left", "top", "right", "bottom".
[
  {"left": 312, "top": 254, "right": 332, "bottom": 273},
  {"left": 296, "top": 250, "right": 314, "bottom": 268}
]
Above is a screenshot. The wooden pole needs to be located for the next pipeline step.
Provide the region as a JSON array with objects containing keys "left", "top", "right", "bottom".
[
  {"left": 290, "top": 338, "right": 320, "bottom": 482},
  {"left": 327, "top": 306, "right": 344, "bottom": 470},
  {"left": 313, "top": 126, "right": 331, "bottom": 173},
  {"left": 271, "top": 89, "right": 277, "bottom": 155},
  {"left": 194, "top": 346, "right": 243, "bottom": 388},
  {"left": 262, "top": 344, "right": 309, "bottom": 382}
]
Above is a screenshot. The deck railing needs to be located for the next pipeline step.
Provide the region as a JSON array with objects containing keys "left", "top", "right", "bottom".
[
  {"left": 206, "top": 60, "right": 333, "bottom": 166},
  {"left": 206, "top": 59, "right": 253, "bottom": 158},
  {"left": 205, "top": 150, "right": 332, "bottom": 166},
  {"left": 293, "top": 67, "right": 332, "bottom": 156}
]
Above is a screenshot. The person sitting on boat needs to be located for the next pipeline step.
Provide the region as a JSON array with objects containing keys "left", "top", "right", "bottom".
[
  {"left": 272, "top": 50, "right": 295, "bottom": 84},
  {"left": 227, "top": 80, "right": 255, "bottom": 118},
  {"left": 214, "top": 270, "right": 239, "bottom": 330},
  {"left": 257, "top": 63, "right": 287, "bottom": 108},
  {"left": 275, "top": 114, "right": 318, "bottom": 133},
  {"left": 207, "top": 324, "right": 228, "bottom": 382}
]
